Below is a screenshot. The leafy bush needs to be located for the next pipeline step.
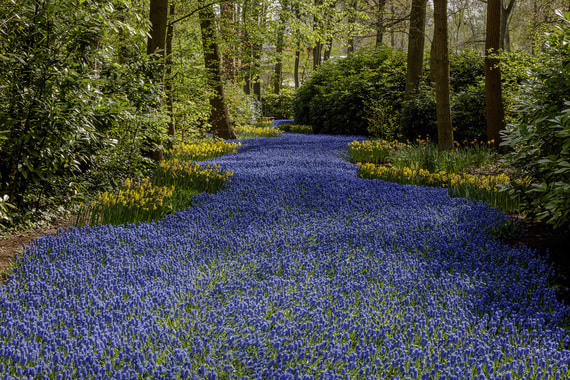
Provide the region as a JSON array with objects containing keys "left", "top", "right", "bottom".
[
  {"left": 261, "top": 88, "right": 295, "bottom": 119},
  {"left": 225, "top": 83, "right": 262, "bottom": 126},
  {"left": 402, "top": 49, "right": 534, "bottom": 144},
  {"left": 277, "top": 124, "right": 314, "bottom": 134},
  {"left": 400, "top": 85, "right": 438, "bottom": 141},
  {"left": 0, "top": 0, "right": 166, "bottom": 225},
  {"left": 502, "top": 11, "right": 570, "bottom": 230},
  {"left": 449, "top": 48, "right": 485, "bottom": 92},
  {"left": 452, "top": 83, "right": 487, "bottom": 143},
  {"left": 293, "top": 46, "right": 406, "bottom": 136}
]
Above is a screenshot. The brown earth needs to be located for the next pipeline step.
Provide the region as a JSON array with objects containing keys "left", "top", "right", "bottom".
[{"left": 0, "top": 216, "right": 73, "bottom": 281}]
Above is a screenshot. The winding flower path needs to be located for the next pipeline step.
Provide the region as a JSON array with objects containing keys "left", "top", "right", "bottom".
[{"left": 1, "top": 133, "right": 569, "bottom": 379}]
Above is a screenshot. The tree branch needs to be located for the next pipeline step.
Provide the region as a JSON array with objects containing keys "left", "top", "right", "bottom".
[{"left": 168, "top": 1, "right": 232, "bottom": 27}]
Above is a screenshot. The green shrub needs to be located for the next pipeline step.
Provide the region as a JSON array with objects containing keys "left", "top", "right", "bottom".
[
  {"left": 452, "top": 83, "right": 487, "bottom": 143},
  {"left": 501, "top": 12, "right": 570, "bottom": 230},
  {"left": 262, "top": 88, "right": 295, "bottom": 119},
  {"left": 293, "top": 46, "right": 406, "bottom": 136},
  {"left": 400, "top": 86, "right": 438, "bottom": 141},
  {"left": 225, "top": 83, "right": 262, "bottom": 126},
  {"left": 449, "top": 48, "right": 485, "bottom": 92}
]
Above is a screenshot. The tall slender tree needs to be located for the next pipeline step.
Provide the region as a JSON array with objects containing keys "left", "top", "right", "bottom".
[
  {"left": 500, "top": 0, "right": 517, "bottom": 51},
  {"left": 274, "top": 0, "right": 289, "bottom": 94},
  {"left": 165, "top": 3, "right": 175, "bottom": 136},
  {"left": 347, "top": 0, "right": 358, "bottom": 53},
  {"left": 485, "top": 0, "right": 506, "bottom": 148},
  {"left": 433, "top": 0, "right": 454, "bottom": 151},
  {"left": 199, "top": 4, "right": 236, "bottom": 140},
  {"left": 403, "top": 0, "right": 427, "bottom": 101}
]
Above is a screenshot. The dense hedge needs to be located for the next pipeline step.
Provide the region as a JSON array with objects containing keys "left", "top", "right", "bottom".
[
  {"left": 294, "top": 46, "right": 534, "bottom": 143},
  {"left": 293, "top": 46, "right": 406, "bottom": 136}
]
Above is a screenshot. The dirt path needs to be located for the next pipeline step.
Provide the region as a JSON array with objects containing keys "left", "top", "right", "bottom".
[{"left": 0, "top": 217, "right": 73, "bottom": 278}]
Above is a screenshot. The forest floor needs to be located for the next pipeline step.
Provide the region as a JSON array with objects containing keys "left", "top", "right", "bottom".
[{"left": 0, "top": 215, "right": 74, "bottom": 281}]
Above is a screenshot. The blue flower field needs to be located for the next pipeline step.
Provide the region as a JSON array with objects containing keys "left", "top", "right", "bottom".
[{"left": 1, "top": 133, "right": 569, "bottom": 379}]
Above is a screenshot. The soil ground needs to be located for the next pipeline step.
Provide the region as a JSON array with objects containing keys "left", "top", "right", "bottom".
[{"left": 0, "top": 216, "right": 73, "bottom": 281}]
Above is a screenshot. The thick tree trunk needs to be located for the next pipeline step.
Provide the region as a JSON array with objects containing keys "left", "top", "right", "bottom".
[
  {"left": 147, "top": 0, "right": 168, "bottom": 59},
  {"left": 486, "top": 0, "right": 505, "bottom": 148},
  {"left": 433, "top": 0, "right": 453, "bottom": 151},
  {"left": 145, "top": 0, "right": 168, "bottom": 161},
  {"left": 199, "top": 5, "right": 236, "bottom": 140},
  {"left": 221, "top": 2, "right": 236, "bottom": 82},
  {"left": 404, "top": 0, "right": 427, "bottom": 101}
]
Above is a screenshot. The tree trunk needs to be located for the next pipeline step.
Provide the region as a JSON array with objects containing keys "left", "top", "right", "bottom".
[
  {"left": 375, "top": 0, "right": 387, "bottom": 46},
  {"left": 252, "top": 1, "right": 262, "bottom": 101},
  {"left": 147, "top": 0, "right": 168, "bottom": 60},
  {"left": 253, "top": 42, "right": 262, "bottom": 100},
  {"left": 313, "top": 41, "right": 323, "bottom": 69},
  {"left": 294, "top": 43, "right": 301, "bottom": 88},
  {"left": 274, "top": 29, "right": 284, "bottom": 94},
  {"left": 324, "top": 37, "right": 333, "bottom": 61},
  {"left": 347, "top": 0, "right": 357, "bottom": 53},
  {"left": 404, "top": 0, "right": 427, "bottom": 101},
  {"left": 274, "top": 0, "right": 288, "bottom": 95},
  {"left": 221, "top": 2, "right": 237, "bottom": 82},
  {"left": 313, "top": 0, "right": 323, "bottom": 70},
  {"left": 145, "top": 0, "right": 168, "bottom": 162},
  {"left": 500, "top": 0, "right": 516, "bottom": 52},
  {"left": 486, "top": 0, "right": 505, "bottom": 148},
  {"left": 199, "top": 5, "right": 236, "bottom": 140},
  {"left": 165, "top": 3, "right": 175, "bottom": 136},
  {"left": 241, "top": 0, "right": 252, "bottom": 95},
  {"left": 433, "top": 0, "right": 453, "bottom": 151}
]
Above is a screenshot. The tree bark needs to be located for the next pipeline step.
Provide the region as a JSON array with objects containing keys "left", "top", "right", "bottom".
[
  {"left": 274, "top": 28, "right": 284, "bottom": 94},
  {"left": 375, "top": 0, "right": 387, "bottom": 46},
  {"left": 252, "top": 1, "right": 262, "bottom": 101},
  {"left": 313, "top": 41, "right": 323, "bottom": 69},
  {"left": 241, "top": 0, "right": 252, "bottom": 95},
  {"left": 147, "top": 0, "right": 168, "bottom": 60},
  {"left": 165, "top": 3, "right": 175, "bottom": 136},
  {"left": 347, "top": 0, "right": 357, "bottom": 53},
  {"left": 273, "top": 0, "right": 288, "bottom": 94},
  {"left": 221, "top": 2, "right": 237, "bottom": 81},
  {"left": 313, "top": 0, "right": 323, "bottom": 69},
  {"left": 486, "top": 0, "right": 505, "bottom": 148},
  {"left": 500, "top": 0, "right": 516, "bottom": 52},
  {"left": 404, "top": 0, "right": 427, "bottom": 101},
  {"left": 433, "top": 0, "right": 453, "bottom": 151},
  {"left": 294, "top": 43, "right": 301, "bottom": 88},
  {"left": 145, "top": 0, "right": 168, "bottom": 161},
  {"left": 323, "top": 37, "right": 333, "bottom": 61},
  {"left": 199, "top": 5, "right": 236, "bottom": 140}
]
